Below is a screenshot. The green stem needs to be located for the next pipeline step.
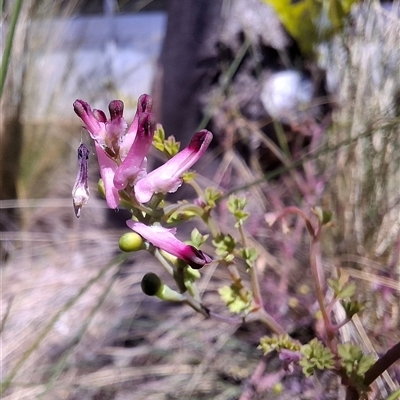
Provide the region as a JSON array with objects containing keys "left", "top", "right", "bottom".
[
  {"left": 273, "top": 120, "right": 291, "bottom": 159},
  {"left": 245, "top": 308, "right": 285, "bottom": 335},
  {"left": 153, "top": 248, "right": 175, "bottom": 275},
  {"left": 202, "top": 211, "right": 221, "bottom": 238},
  {"left": 0, "top": 0, "right": 23, "bottom": 98},
  {"left": 187, "top": 178, "right": 204, "bottom": 199},
  {"left": 237, "top": 225, "right": 262, "bottom": 308},
  {"left": 310, "top": 236, "right": 335, "bottom": 352},
  {"left": 182, "top": 295, "right": 209, "bottom": 317}
]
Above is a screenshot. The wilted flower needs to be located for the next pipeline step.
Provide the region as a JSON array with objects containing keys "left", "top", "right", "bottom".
[
  {"left": 72, "top": 143, "right": 90, "bottom": 218},
  {"left": 126, "top": 220, "right": 212, "bottom": 269}
]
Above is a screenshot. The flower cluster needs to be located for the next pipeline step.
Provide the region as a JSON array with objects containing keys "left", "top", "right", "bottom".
[
  {"left": 73, "top": 95, "right": 212, "bottom": 209},
  {"left": 73, "top": 94, "right": 213, "bottom": 269}
]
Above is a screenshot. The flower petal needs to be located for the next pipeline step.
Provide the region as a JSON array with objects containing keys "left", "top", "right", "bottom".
[
  {"left": 106, "top": 100, "right": 127, "bottom": 142},
  {"left": 73, "top": 100, "right": 107, "bottom": 145},
  {"left": 135, "top": 130, "right": 213, "bottom": 203},
  {"left": 94, "top": 142, "right": 119, "bottom": 209},
  {"left": 126, "top": 221, "right": 212, "bottom": 269},
  {"left": 113, "top": 112, "right": 156, "bottom": 190},
  {"left": 119, "top": 94, "right": 153, "bottom": 160}
]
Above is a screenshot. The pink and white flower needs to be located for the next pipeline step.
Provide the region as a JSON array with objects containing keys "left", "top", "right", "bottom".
[
  {"left": 73, "top": 95, "right": 154, "bottom": 209},
  {"left": 127, "top": 221, "right": 212, "bottom": 269},
  {"left": 73, "top": 94, "right": 212, "bottom": 210},
  {"left": 135, "top": 130, "right": 213, "bottom": 203}
]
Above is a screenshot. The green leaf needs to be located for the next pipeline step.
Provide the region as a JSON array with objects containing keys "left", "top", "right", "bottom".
[
  {"left": 189, "top": 228, "right": 209, "bottom": 248},
  {"left": 204, "top": 187, "right": 223, "bottom": 208},
  {"left": 338, "top": 343, "right": 376, "bottom": 381},
  {"left": 299, "top": 338, "right": 335, "bottom": 376},
  {"left": 337, "top": 282, "right": 356, "bottom": 299},
  {"left": 228, "top": 195, "right": 249, "bottom": 227},
  {"left": 240, "top": 247, "right": 258, "bottom": 269},
  {"left": 163, "top": 135, "right": 180, "bottom": 158},
  {"left": 212, "top": 234, "right": 236, "bottom": 259},
  {"left": 259, "top": 334, "right": 301, "bottom": 355},
  {"left": 342, "top": 300, "right": 364, "bottom": 319},
  {"left": 152, "top": 124, "right": 180, "bottom": 158},
  {"left": 218, "top": 285, "right": 252, "bottom": 314}
]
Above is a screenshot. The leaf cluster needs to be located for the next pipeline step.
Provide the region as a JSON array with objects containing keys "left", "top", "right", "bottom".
[
  {"left": 228, "top": 195, "right": 249, "bottom": 228},
  {"left": 152, "top": 123, "right": 180, "bottom": 158},
  {"left": 299, "top": 338, "right": 335, "bottom": 377},
  {"left": 218, "top": 284, "right": 252, "bottom": 314},
  {"left": 259, "top": 334, "right": 301, "bottom": 355},
  {"left": 338, "top": 343, "right": 375, "bottom": 386}
]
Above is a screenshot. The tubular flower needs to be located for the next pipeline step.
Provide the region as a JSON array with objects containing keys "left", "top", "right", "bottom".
[
  {"left": 126, "top": 221, "right": 212, "bottom": 269},
  {"left": 135, "top": 130, "right": 213, "bottom": 203},
  {"left": 119, "top": 94, "right": 153, "bottom": 160},
  {"left": 94, "top": 141, "right": 120, "bottom": 209},
  {"left": 113, "top": 112, "right": 156, "bottom": 190},
  {"left": 73, "top": 95, "right": 154, "bottom": 209}
]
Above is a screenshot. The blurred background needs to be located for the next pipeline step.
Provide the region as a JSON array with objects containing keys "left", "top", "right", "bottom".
[{"left": 1, "top": 0, "right": 400, "bottom": 399}]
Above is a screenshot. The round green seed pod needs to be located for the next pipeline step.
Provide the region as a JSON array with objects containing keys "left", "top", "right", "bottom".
[
  {"left": 141, "top": 272, "right": 162, "bottom": 296},
  {"left": 118, "top": 232, "right": 144, "bottom": 252}
]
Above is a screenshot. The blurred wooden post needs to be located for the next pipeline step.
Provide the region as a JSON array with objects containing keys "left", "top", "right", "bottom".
[{"left": 155, "top": 0, "right": 223, "bottom": 144}]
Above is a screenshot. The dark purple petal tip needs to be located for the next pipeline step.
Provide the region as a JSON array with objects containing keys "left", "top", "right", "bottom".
[
  {"left": 109, "top": 100, "right": 124, "bottom": 120},
  {"left": 73, "top": 99, "right": 91, "bottom": 117},
  {"left": 188, "top": 130, "right": 213, "bottom": 152},
  {"left": 185, "top": 246, "right": 213, "bottom": 269},
  {"left": 138, "top": 112, "right": 156, "bottom": 136},
  {"left": 137, "top": 94, "right": 153, "bottom": 113},
  {"left": 93, "top": 109, "right": 107, "bottom": 123}
]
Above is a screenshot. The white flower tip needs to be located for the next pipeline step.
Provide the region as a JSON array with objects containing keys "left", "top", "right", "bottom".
[{"left": 72, "top": 187, "right": 89, "bottom": 218}]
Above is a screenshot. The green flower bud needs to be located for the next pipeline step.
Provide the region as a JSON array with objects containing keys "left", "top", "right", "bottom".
[
  {"left": 119, "top": 232, "right": 144, "bottom": 252},
  {"left": 97, "top": 179, "right": 106, "bottom": 198},
  {"left": 141, "top": 273, "right": 184, "bottom": 302}
]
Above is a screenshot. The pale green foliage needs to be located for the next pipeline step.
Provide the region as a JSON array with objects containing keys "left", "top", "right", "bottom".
[
  {"left": 166, "top": 201, "right": 205, "bottom": 223},
  {"left": 228, "top": 195, "right": 249, "bottom": 228},
  {"left": 218, "top": 285, "right": 252, "bottom": 314},
  {"left": 205, "top": 187, "right": 223, "bottom": 209},
  {"left": 182, "top": 171, "right": 197, "bottom": 183},
  {"left": 240, "top": 247, "right": 258, "bottom": 270},
  {"left": 341, "top": 299, "right": 364, "bottom": 319},
  {"left": 338, "top": 343, "right": 376, "bottom": 384},
  {"left": 212, "top": 233, "right": 236, "bottom": 261},
  {"left": 311, "top": 206, "right": 333, "bottom": 226},
  {"left": 183, "top": 266, "right": 201, "bottom": 285},
  {"left": 259, "top": 334, "right": 301, "bottom": 355},
  {"left": 152, "top": 123, "right": 180, "bottom": 157},
  {"left": 152, "top": 123, "right": 165, "bottom": 151},
  {"left": 299, "top": 338, "right": 335, "bottom": 376},
  {"left": 328, "top": 271, "right": 356, "bottom": 299},
  {"left": 189, "top": 228, "right": 209, "bottom": 248}
]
